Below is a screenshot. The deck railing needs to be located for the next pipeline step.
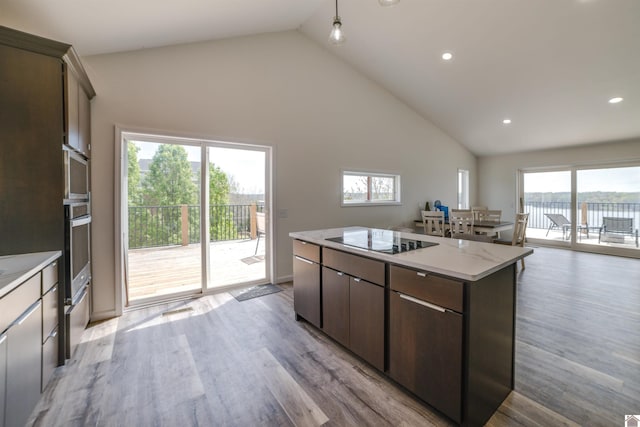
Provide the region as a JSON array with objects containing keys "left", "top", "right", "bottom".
[
  {"left": 525, "top": 201, "right": 640, "bottom": 231},
  {"left": 129, "top": 203, "right": 264, "bottom": 249}
]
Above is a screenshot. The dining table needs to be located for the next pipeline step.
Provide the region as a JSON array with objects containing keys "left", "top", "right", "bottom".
[
  {"left": 414, "top": 219, "right": 514, "bottom": 237},
  {"left": 472, "top": 220, "right": 514, "bottom": 237}
]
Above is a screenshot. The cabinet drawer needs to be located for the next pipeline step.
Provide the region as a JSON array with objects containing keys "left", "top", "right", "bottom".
[
  {"left": 42, "top": 284, "right": 59, "bottom": 341},
  {"left": 42, "top": 259, "right": 59, "bottom": 294},
  {"left": 323, "top": 248, "right": 385, "bottom": 286},
  {"left": 293, "top": 239, "right": 320, "bottom": 263},
  {"left": 42, "top": 327, "right": 59, "bottom": 392},
  {"left": 0, "top": 272, "right": 40, "bottom": 333},
  {"left": 66, "top": 285, "right": 90, "bottom": 359},
  {"left": 389, "top": 265, "right": 463, "bottom": 312}
]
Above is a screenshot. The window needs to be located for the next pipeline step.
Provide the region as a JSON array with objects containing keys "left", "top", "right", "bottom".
[
  {"left": 342, "top": 171, "right": 401, "bottom": 206},
  {"left": 457, "top": 169, "right": 469, "bottom": 209}
]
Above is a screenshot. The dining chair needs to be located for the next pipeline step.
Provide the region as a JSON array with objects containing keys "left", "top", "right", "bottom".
[
  {"left": 477, "top": 209, "right": 502, "bottom": 237},
  {"left": 421, "top": 210, "right": 445, "bottom": 237},
  {"left": 471, "top": 206, "right": 488, "bottom": 221},
  {"left": 477, "top": 209, "right": 501, "bottom": 223},
  {"left": 495, "top": 213, "right": 529, "bottom": 269},
  {"left": 449, "top": 209, "right": 474, "bottom": 238}
]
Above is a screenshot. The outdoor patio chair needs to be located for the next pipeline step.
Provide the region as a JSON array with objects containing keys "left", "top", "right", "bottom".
[
  {"left": 598, "top": 217, "right": 639, "bottom": 247},
  {"left": 544, "top": 213, "right": 571, "bottom": 240},
  {"left": 254, "top": 212, "right": 266, "bottom": 255}
]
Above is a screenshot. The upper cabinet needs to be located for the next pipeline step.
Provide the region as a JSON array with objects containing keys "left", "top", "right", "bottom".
[
  {"left": 65, "top": 60, "right": 93, "bottom": 158},
  {"left": 0, "top": 25, "right": 95, "bottom": 253}
]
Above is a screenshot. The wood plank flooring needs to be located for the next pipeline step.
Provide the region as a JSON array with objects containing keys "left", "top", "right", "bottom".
[{"left": 28, "top": 246, "right": 640, "bottom": 426}]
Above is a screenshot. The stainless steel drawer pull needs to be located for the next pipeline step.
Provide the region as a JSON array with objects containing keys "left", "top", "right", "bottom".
[
  {"left": 417, "top": 272, "right": 427, "bottom": 278},
  {"left": 295, "top": 256, "right": 314, "bottom": 265},
  {"left": 16, "top": 300, "right": 42, "bottom": 326},
  {"left": 300, "top": 241, "right": 307, "bottom": 245},
  {"left": 0, "top": 332, "right": 6, "bottom": 345},
  {"left": 337, "top": 272, "right": 344, "bottom": 276},
  {"left": 399, "top": 293, "right": 446, "bottom": 313},
  {"left": 353, "top": 278, "right": 361, "bottom": 282},
  {"left": 49, "top": 330, "right": 58, "bottom": 339}
]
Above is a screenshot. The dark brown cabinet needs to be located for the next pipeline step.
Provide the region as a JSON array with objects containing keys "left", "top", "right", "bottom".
[
  {"left": 322, "top": 267, "right": 349, "bottom": 347},
  {"left": 66, "top": 70, "right": 92, "bottom": 158},
  {"left": 349, "top": 277, "right": 384, "bottom": 371},
  {"left": 389, "top": 290, "right": 463, "bottom": 423},
  {"left": 322, "top": 249, "right": 385, "bottom": 371},
  {"left": 292, "top": 235, "right": 518, "bottom": 426},
  {"left": 0, "top": 26, "right": 95, "bottom": 369},
  {"left": 389, "top": 265, "right": 464, "bottom": 422},
  {"left": 0, "top": 40, "right": 64, "bottom": 256},
  {"left": 293, "top": 240, "right": 321, "bottom": 328}
]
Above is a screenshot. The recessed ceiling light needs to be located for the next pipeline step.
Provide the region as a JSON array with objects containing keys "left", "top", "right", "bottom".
[
  {"left": 442, "top": 52, "right": 453, "bottom": 61},
  {"left": 608, "top": 97, "right": 623, "bottom": 104},
  {"left": 379, "top": 0, "right": 400, "bottom": 6},
  {"left": 503, "top": 119, "right": 512, "bottom": 125}
]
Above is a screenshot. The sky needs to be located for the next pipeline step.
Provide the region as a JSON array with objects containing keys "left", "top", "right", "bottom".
[
  {"left": 133, "top": 140, "right": 265, "bottom": 194},
  {"left": 524, "top": 167, "right": 640, "bottom": 193}
]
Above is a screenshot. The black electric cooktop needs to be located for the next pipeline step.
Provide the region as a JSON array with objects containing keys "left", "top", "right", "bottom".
[{"left": 326, "top": 228, "right": 438, "bottom": 254}]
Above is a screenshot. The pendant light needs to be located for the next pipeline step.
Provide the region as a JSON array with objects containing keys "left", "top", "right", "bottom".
[{"left": 329, "top": 0, "right": 345, "bottom": 45}]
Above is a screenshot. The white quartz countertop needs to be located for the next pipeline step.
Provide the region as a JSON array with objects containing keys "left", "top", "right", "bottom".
[
  {"left": 290, "top": 227, "right": 533, "bottom": 282},
  {"left": 0, "top": 251, "right": 61, "bottom": 298}
]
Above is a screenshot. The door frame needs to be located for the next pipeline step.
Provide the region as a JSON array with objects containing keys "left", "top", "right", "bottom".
[{"left": 114, "top": 126, "right": 274, "bottom": 314}]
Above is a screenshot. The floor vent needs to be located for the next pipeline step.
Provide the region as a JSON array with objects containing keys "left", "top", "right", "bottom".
[{"left": 162, "top": 306, "right": 194, "bottom": 317}]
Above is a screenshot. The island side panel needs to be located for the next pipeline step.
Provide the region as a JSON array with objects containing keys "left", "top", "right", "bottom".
[{"left": 464, "top": 263, "right": 516, "bottom": 427}]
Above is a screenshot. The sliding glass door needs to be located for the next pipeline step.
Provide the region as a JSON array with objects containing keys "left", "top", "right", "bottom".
[
  {"left": 121, "top": 132, "right": 271, "bottom": 306},
  {"left": 126, "top": 140, "right": 203, "bottom": 302},
  {"left": 206, "top": 145, "right": 267, "bottom": 289},
  {"left": 521, "top": 164, "right": 640, "bottom": 256}
]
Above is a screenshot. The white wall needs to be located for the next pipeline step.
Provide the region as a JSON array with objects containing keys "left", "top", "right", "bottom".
[
  {"left": 478, "top": 138, "right": 640, "bottom": 227},
  {"left": 83, "top": 30, "right": 476, "bottom": 320}
]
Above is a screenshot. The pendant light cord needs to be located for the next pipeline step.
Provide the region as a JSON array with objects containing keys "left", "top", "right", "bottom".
[{"left": 335, "top": 0, "right": 339, "bottom": 17}]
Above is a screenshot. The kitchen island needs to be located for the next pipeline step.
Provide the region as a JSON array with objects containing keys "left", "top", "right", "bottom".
[{"left": 289, "top": 227, "right": 533, "bottom": 427}]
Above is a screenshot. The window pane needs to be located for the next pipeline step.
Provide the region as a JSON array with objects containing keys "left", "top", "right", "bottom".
[
  {"left": 523, "top": 170, "right": 571, "bottom": 241},
  {"left": 343, "top": 175, "right": 368, "bottom": 203},
  {"left": 370, "top": 176, "right": 395, "bottom": 201},
  {"left": 577, "top": 166, "right": 640, "bottom": 249},
  {"left": 458, "top": 169, "right": 469, "bottom": 209}
]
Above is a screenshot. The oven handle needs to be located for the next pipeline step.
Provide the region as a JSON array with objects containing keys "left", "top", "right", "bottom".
[{"left": 70, "top": 215, "right": 92, "bottom": 227}]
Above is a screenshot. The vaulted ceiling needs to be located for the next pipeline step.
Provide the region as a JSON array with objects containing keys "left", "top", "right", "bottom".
[{"left": 2, "top": 0, "right": 638, "bottom": 156}]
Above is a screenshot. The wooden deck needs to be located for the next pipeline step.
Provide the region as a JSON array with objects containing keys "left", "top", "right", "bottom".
[{"left": 127, "top": 238, "right": 266, "bottom": 302}]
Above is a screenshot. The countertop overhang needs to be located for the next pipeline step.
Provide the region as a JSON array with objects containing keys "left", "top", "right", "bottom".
[
  {"left": 0, "top": 251, "right": 62, "bottom": 298},
  {"left": 290, "top": 227, "right": 533, "bottom": 282}
]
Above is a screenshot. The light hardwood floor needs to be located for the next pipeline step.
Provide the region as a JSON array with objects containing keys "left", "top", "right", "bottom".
[{"left": 28, "top": 247, "right": 640, "bottom": 426}]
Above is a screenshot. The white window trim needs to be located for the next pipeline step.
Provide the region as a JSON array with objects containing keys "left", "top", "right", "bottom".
[{"left": 341, "top": 169, "right": 402, "bottom": 207}]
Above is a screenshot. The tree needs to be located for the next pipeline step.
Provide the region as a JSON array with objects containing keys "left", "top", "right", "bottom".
[
  {"left": 134, "top": 145, "right": 198, "bottom": 247},
  {"left": 143, "top": 144, "right": 197, "bottom": 206},
  {"left": 209, "top": 163, "right": 230, "bottom": 206},
  {"left": 127, "top": 142, "right": 141, "bottom": 205},
  {"left": 209, "top": 163, "right": 235, "bottom": 240}
]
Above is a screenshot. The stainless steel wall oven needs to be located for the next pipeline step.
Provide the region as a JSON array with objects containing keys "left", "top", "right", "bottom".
[
  {"left": 64, "top": 201, "right": 91, "bottom": 304},
  {"left": 63, "top": 147, "right": 89, "bottom": 201},
  {"left": 63, "top": 200, "right": 91, "bottom": 358}
]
